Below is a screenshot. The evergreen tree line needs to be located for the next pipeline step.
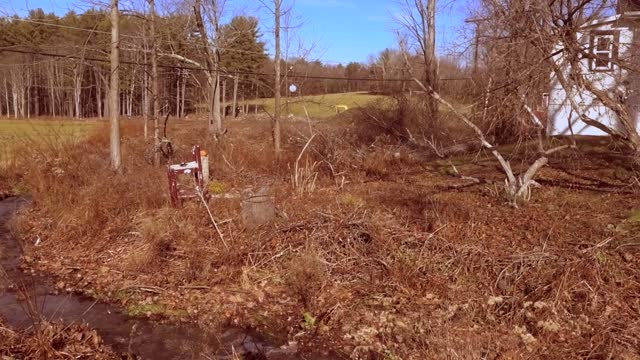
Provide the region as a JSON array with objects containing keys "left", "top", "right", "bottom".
[{"left": 0, "top": 8, "right": 469, "bottom": 119}]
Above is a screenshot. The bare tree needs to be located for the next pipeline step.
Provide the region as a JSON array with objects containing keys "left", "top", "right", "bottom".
[
  {"left": 273, "top": 0, "right": 283, "bottom": 155},
  {"left": 149, "top": 0, "right": 161, "bottom": 165},
  {"left": 110, "top": 0, "right": 122, "bottom": 171},
  {"left": 142, "top": 21, "right": 149, "bottom": 139},
  {"left": 193, "top": 0, "right": 224, "bottom": 138},
  {"left": 396, "top": 0, "right": 438, "bottom": 120}
]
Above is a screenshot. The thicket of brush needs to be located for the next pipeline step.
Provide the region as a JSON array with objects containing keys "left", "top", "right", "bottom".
[{"left": 2, "top": 114, "right": 639, "bottom": 359}]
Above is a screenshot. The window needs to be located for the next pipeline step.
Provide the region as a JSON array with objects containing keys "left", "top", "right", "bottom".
[{"left": 590, "top": 31, "right": 618, "bottom": 72}]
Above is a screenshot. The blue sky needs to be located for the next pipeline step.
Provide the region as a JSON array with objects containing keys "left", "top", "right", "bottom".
[
  {"left": 288, "top": 0, "right": 472, "bottom": 64},
  {"left": 2, "top": 0, "right": 472, "bottom": 64}
]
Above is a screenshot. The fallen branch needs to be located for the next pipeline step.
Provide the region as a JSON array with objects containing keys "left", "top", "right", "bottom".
[
  {"left": 196, "top": 186, "right": 228, "bottom": 249},
  {"left": 119, "top": 285, "right": 166, "bottom": 294}
]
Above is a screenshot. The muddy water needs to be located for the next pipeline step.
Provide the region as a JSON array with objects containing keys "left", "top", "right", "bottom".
[{"left": 0, "top": 197, "right": 319, "bottom": 360}]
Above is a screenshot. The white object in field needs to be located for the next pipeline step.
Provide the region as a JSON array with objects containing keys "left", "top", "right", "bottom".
[
  {"left": 335, "top": 104, "right": 349, "bottom": 113},
  {"left": 200, "top": 150, "right": 209, "bottom": 185},
  {"left": 169, "top": 161, "right": 198, "bottom": 171},
  {"left": 548, "top": 13, "right": 640, "bottom": 136},
  {"left": 289, "top": 84, "right": 298, "bottom": 93}
]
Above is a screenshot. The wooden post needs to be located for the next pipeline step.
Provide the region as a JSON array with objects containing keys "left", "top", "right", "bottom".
[{"left": 200, "top": 149, "right": 209, "bottom": 185}]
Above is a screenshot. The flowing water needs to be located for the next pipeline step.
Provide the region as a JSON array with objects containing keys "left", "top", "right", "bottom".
[{"left": 0, "top": 197, "right": 327, "bottom": 359}]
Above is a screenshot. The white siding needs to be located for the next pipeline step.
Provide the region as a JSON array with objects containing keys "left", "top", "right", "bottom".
[{"left": 548, "top": 16, "right": 636, "bottom": 136}]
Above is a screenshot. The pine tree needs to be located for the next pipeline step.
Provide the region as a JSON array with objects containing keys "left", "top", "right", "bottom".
[{"left": 219, "top": 16, "right": 267, "bottom": 74}]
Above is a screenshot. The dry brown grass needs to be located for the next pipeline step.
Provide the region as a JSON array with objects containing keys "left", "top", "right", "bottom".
[
  {"left": 0, "top": 320, "right": 116, "bottom": 359},
  {"left": 5, "top": 114, "right": 640, "bottom": 359}
]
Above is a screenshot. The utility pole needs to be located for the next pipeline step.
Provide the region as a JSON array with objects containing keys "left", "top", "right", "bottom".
[{"left": 465, "top": 17, "right": 488, "bottom": 74}]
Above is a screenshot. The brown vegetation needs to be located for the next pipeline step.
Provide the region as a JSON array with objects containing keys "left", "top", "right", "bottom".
[
  {"left": 0, "top": 320, "right": 116, "bottom": 359},
  {"left": 2, "top": 112, "right": 639, "bottom": 359}
]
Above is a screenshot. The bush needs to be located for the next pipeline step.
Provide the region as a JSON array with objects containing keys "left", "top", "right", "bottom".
[{"left": 351, "top": 94, "right": 449, "bottom": 146}]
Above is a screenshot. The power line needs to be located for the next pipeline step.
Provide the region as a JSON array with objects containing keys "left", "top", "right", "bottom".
[
  {"left": 4, "top": 17, "right": 439, "bottom": 68},
  {"left": 6, "top": 18, "right": 275, "bottom": 58},
  {"left": 0, "top": 48, "right": 472, "bottom": 83}
]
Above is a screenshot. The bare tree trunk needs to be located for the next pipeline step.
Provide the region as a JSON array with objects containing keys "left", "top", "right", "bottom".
[
  {"left": 10, "top": 68, "right": 19, "bottom": 119},
  {"left": 103, "top": 75, "right": 110, "bottom": 118},
  {"left": 213, "top": 72, "right": 221, "bottom": 130},
  {"left": 95, "top": 68, "right": 102, "bottom": 118},
  {"left": 273, "top": 0, "right": 282, "bottom": 155},
  {"left": 19, "top": 67, "right": 26, "bottom": 118},
  {"left": 47, "top": 63, "right": 56, "bottom": 117},
  {"left": 73, "top": 62, "right": 84, "bottom": 118},
  {"left": 67, "top": 94, "right": 73, "bottom": 118},
  {"left": 175, "top": 69, "right": 180, "bottom": 118},
  {"left": 222, "top": 79, "right": 226, "bottom": 117},
  {"left": 142, "top": 23, "right": 149, "bottom": 137},
  {"left": 110, "top": 0, "right": 122, "bottom": 171},
  {"left": 232, "top": 72, "right": 239, "bottom": 118},
  {"left": 255, "top": 79, "right": 259, "bottom": 114},
  {"left": 400, "top": 0, "right": 438, "bottom": 120},
  {"left": 33, "top": 66, "right": 39, "bottom": 117},
  {"left": 150, "top": 0, "right": 160, "bottom": 166},
  {"left": 26, "top": 66, "right": 31, "bottom": 119},
  {"left": 425, "top": 0, "right": 438, "bottom": 121},
  {"left": 55, "top": 63, "right": 64, "bottom": 117},
  {"left": 3, "top": 77, "right": 9, "bottom": 118},
  {"left": 193, "top": 0, "right": 222, "bottom": 137},
  {"left": 180, "top": 70, "right": 186, "bottom": 118},
  {"left": 128, "top": 67, "right": 135, "bottom": 117},
  {"left": 143, "top": 63, "right": 149, "bottom": 137},
  {"left": 0, "top": 78, "right": 4, "bottom": 118}
]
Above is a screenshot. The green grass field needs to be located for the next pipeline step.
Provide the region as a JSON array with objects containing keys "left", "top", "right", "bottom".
[
  {"left": 0, "top": 119, "right": 99, "bottom": 161},
  {"left": 243, "top": 92, "right": 384, "bottom": 119},
  {"left": 237, "top": 91, "right": 474, "bottom": 119}
]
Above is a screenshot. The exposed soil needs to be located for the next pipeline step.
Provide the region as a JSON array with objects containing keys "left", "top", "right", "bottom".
[{"left": 4, "top": 114, "right": 640, "bottom": 359}]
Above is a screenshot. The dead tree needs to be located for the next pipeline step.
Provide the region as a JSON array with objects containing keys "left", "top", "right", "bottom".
[
  {"left": 110, "top": 0, "right": 122, "bottom": 171},
  {"left": 193, "top": 0, "right": 223, "bottom": 139},
  {"left": 396, "top": 0, "right": 439, "bottom": 122},
  {"left": 257, "top": 0, "right": 285, "bottom": 155},
  {"left": 149, "top": 0, "right": 161, "bottom": 165},
  {"left": 274, "top": 0, "right": 283, "bottom": 155}
]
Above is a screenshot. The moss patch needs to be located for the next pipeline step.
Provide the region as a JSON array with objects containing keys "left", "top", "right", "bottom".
[
  {"left": 208, "top": 180, "right": 227, "bottom": 195},
  {"left": 126, "top": 303, "right": 188, "bottom": 318}
]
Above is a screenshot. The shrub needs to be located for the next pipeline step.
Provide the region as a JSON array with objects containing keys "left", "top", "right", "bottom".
[
  {"left": 351, "top": 94, "right": 451, "bottom": 147},
  {"left": 284, "top": 252, "right": 327, "bottom": 309}
]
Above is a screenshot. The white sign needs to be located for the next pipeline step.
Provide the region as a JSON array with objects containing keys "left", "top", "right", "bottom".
[{"left": 289, "top": 84, "right": 298, "bottom": 93}]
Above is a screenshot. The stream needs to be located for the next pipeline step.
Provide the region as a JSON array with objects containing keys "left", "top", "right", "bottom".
[{"left": 0, "top": 197, "right": 324, "bottom": 359}]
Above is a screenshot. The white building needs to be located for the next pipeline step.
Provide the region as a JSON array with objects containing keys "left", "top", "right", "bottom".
[{"left": 548, "top": 1, "right": 640, "bottom": 136}]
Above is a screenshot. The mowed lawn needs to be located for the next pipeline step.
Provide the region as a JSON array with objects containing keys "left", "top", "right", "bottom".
[
  {"left": 243, "top": 92, "right": 384, "bottom": 119},
  {"left": 0, "top": 119, "right": 99, "bottom": 161}
]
